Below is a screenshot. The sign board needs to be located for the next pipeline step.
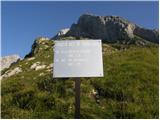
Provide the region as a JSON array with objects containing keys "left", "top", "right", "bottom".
[{"left": 53, "top": 40, "right": 103, "bottom": 78}]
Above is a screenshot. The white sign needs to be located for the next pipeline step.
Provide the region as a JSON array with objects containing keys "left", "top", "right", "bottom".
[{"left": 53, "top": 40, "right": 103, "bottom": 78}]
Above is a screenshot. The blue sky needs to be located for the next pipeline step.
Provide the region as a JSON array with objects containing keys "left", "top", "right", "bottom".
[{"left": 1, "top": 1, "right": 159, "bottom": 58}]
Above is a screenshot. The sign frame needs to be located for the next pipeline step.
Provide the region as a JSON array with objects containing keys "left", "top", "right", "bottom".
[{"left": 53, "top": 39, "right": 104, "bottom": 78}]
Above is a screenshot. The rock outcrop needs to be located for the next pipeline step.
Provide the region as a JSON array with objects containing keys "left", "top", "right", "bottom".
[
  {"left": 30, "top": 62, "right": 46, "bottom": 71},
  {"left": 0, "top": 54, "right": 21, "bottom": 71},
  {"left": 66, "top": 14, "right": 159, "bottom": 43},
  {"left": 52, "top": 28, "right": 70, "bottom": 40},
  {"left": 1, "top": 67, "right": 22, "bottom": 79},
  {"left": 134, "top": 27, "right": 159, "bottom": 43},
  {"left": 25, "top": 37, "right": 50, "bottom": 58}
]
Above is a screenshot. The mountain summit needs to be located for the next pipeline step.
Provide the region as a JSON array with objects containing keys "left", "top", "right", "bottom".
[{"left": 58, "top": 14, "right": 159, "bottom": 44}]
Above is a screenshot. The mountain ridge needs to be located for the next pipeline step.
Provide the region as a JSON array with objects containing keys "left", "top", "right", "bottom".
[{"left": 54, "top": 14, "right": 158, "bottom": 44}]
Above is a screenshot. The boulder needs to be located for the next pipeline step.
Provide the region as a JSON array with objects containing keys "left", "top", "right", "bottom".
[
  {"left": 35, "top": 65, "right": 46, "bottom": 70},
  {"left": 27, "top": 57, "right": 35, "bottom": 61},
  {"left": 30, "top": 62, "right": 46, "bottom": 70},
  {"left": 30, "top": 62, "right": 40, "bottom": 69}
]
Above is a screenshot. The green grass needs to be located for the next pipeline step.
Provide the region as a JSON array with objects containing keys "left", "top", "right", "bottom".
[{"left": 1, "top": 39, "right": 159, "bottom": 118}]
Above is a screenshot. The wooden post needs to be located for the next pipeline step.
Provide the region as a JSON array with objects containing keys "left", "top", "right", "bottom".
[{"left": 75, "top": 78, "right": 81, "bottom": 119}]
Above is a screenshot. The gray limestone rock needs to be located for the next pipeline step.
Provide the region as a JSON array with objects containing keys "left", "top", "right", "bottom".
[
  {"left": 0, "top": 54, "right": 21, "bottom": 71},
  {"left": 66, "top": 14, "right": 159, "bottom": 43}
]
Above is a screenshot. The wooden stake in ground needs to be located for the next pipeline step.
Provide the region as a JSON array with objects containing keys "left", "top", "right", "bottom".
[{"left": 75, "top": 78, "right": 81, "bottom": 119}]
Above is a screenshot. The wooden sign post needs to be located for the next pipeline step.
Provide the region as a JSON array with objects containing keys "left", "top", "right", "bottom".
[
  {"left": 53, "top": 40, "right": 104, "bottom": 118},
  {"left": 75, "top": 78, "right": 81, "bottom": 118}
]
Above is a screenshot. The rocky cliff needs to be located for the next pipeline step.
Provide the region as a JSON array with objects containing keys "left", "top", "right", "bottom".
[
  {"left": 64, "top": 14, "right": 158, "bottom": 43},
  {"left": 0, "top": 54, "right": 20, "bottom": 71}
]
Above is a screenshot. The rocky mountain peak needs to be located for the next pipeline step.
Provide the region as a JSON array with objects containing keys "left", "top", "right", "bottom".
[
  {"left": 0, "top": 54, "right": 21, "bottom": 71},
  {"left": 65, "top": 14, "right": 158, "bottom": 44},
  {"left": 78, "top": 14, "right": 131, "bottom": 25}
]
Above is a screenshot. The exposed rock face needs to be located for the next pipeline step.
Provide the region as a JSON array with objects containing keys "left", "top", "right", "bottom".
[
  {"left": 0, "top": 54, "right": 21, "bottom": 71},
  {"left": 27, "top": 57, "right": 35, "bottom": 61},
  {"left": 30, "top": 62, "right": 46, "bottom": 70},
  {"left": 52, "top": 28, "right": 70, "bottom": 39},
  {"left": 66, "top": 14, "right": 159, "bottom": 43},
  {"left": 1, "top": 67, "right": 22, "bottom": 79},
  {"left": 134, "top": 27, "right": 159, "bottom": 43},
  {"left": 57, "top": 28, "right": 70, "bottom": 36},
  {"left": 25, "top": 37, "right": 49, "bottom": 58},
  {"left": 35, "top": 65, "right": 46, "bottom": 71}
]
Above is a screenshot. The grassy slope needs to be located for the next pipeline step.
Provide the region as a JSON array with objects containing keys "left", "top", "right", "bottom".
[{"left": 1, "top": 39, "right": 159, "bottom": 118}]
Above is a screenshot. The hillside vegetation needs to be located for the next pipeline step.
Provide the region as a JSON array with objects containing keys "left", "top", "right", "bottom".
[{"left": 1, "top": 38, "right": 159, "bottom": 118}]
